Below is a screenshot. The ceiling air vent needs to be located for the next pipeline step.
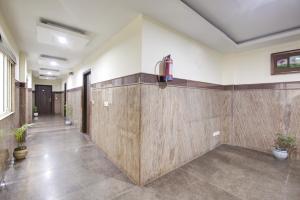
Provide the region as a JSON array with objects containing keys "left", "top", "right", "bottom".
[
  {"left": 40, "top": 74, "right": 57, "bottom": 78},
  {"left": 40, "top": 18, "right": 87, "bottom": 35},
  {"left": 40, "top": 54, "right": 68, "bottom": 62},
  {"left": 40, "top": 68, "right": 60, "bottom": 72}
]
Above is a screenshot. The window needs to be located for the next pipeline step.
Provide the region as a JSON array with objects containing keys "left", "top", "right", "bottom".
[
  {"left": 271, "top": 49, "right": 300, "bottom": 75},
  {"left": 0, "top": 51, "right": 13, "bottom": 116}
]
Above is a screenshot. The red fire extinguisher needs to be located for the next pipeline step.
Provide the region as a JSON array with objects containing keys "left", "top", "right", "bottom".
[{"left": 158, "top": 55, "right": 173, "bottom": 82}]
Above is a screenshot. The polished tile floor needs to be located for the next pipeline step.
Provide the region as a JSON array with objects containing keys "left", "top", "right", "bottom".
[{"left": 0, "top": 116, "right": 299, "bottom": 200}]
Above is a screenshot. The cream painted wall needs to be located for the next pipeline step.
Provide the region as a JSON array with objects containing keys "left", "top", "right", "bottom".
[
  {"left": 32, "top": 77, "right": 63, "bottom": 92},
  {"left": 0, "top": 11, "right": 20, "bottom": 81},
  {"left": 141, "top": 17, "right": 223, "bottom": 84},
  {"left": 26, "top": 70, "right": 32, "bottom": 89},
  {"left": 222, "top": 40, "right": 300, "bottom": 85},
  {"left": 64, "top": 15, "right": 143, "bottom": 89},
  {"left": 19, "top": 52, "right": 27, "bottom": 83},
  {"left": 64, "top": 15, "right": 300, "bottom": 87}
]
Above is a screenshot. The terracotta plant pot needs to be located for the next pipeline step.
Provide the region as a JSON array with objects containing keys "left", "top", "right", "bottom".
[{"left": 13, "top": 146, "right": 28, "bottom": 160}]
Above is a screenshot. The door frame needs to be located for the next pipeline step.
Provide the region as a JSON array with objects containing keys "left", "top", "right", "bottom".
[
  {"left": 82, "top": 69, "right": 91, "bottom": 134},
  {"left": 35, "top": 84, "right": 53, "bottom": 115}
]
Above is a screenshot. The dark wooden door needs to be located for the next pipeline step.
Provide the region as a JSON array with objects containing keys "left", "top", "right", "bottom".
[
  {"left": 82, "top": 71, "right": 91, "bottom": 134},
  {"left": 35, "top": 85, "right": 52, "bottom": 115}
]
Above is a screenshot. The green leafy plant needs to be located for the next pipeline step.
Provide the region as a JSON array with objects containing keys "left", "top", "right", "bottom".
[
  {"left": 274, "top": 133, "right": 296, "bottom": 152},
  {"left": 15, "top": 124, "right": 28, "bottom": 150},
  {"left": 32, "top": 106, "right": 38, "bottom": 113},
  {"left": 65, "top": 104, "right": 73, "bottom": 120}
]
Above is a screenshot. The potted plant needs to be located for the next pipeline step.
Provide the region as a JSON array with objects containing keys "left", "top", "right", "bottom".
[
  {"left": 65, "top": 104, "right": 73, "bottom": 125},
  {"left": 33, "top": 106, "right": 38, "bottom": 117},
  {"left": 13, "top": 124, "right": 28, "bottom": 160},
  {"left": 272, "top": 133, "right": 296, "bottom": 160}
]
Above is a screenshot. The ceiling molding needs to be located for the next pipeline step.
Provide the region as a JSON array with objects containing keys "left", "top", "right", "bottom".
[
  {"left": 181, "top": 0, "right": 300, "bottom": 46},
  {"left": 181, "top": 0, "right": 236, "bottom": 44}
]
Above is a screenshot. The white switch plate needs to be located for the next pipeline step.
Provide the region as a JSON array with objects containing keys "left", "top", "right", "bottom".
[
  {"left": 104, "top": 101, "right": 109, "bottom": 107},
  {"left": 213, "top": 131, "right": 220, "bottom": 137}
]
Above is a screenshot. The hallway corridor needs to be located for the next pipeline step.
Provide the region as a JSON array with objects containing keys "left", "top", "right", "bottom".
[
  {"left": 0, "top": 116, "right": 299, "bottom": 200},
  {"left": 0, "top": 116, "right": 136, "bottom": 200}
]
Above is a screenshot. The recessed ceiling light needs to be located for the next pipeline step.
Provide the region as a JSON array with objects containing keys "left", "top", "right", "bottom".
[
  {"left": 47, "top": 72, "right": 52, "bottom": 75},
  {"left": 50, "top": 61, "right": 58, "bottom": 66},
  {"left": 57, "top": 36, "right": 68, "bottom": 44}
]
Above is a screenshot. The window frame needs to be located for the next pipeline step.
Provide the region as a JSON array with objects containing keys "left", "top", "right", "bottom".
[
  {"left": 271, "top": 49, "right": 300, "bottom": 75},
  {"left": 0, "top": 51, "right": 14, "bottom": 118}
]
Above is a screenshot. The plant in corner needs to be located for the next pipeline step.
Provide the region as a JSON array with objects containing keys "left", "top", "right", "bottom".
[
  {"left": 13, "top": 124, "right": 28, "bottom": 160},
  {"left": 272, "top": 133, "right": 296, "bottom": 160},
  {"left": 33, "top": 106, "right": 38, "bottom": 117},
  {"left": 65, "top": 104, "right": 73, "bottom": 125}
]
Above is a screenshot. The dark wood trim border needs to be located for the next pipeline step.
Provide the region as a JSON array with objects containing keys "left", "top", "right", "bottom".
[
  {"left": 231, "top": 81, "right": 300, "bottom": 90},
  {"left": 15, "top": 81, "right": 26, "bottom": 88},
  {"left": 90, "top": 73, "right": 300, "bottom": 90},
  {"left": 91, "top": 73, "right": 224, "bottom": 90}
]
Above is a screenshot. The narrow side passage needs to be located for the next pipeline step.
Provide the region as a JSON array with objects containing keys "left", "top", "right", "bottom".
[{"left": 0, "top": 116, "right": 299, "bottom": 200}]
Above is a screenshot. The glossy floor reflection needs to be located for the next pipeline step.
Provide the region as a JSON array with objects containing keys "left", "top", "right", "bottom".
[{"left": 0, "top": 116, "right": 299, "bottom": 200}]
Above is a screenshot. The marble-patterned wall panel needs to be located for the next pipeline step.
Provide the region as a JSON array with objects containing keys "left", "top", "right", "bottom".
[
  {"left": 0, "top": 86, "right": 20, "bottom": 158},
  {"left": 67, "top": 89, "right": 82, "bottom": 129},
  {"left": 90, "top": 85, "right": 140, "bottom": 184},
  {"left": 286, "top": 89, "right": 300, "bottom": 159},
  {"left": 54, "top": 93, "right": 62, "bottom": 115},
  {"left": 19, "top": 87, "right": 27, "bottom": 125},
  {"left": 27, "top": 89, "right": 32, "bottom": 123},
  {"left": 231, "top": 89, "right": 285, "bottom": 154},
  {"left": 220, "top": 90, "right": 234, "bottom": 144},
  {"left": 32, "top": 92, "right": 35, "bottom": 107},
  {"left": 61, "top": 93, "right": 65, "bottom": 117},
  {"left": 140, "top": 85, "right": 224, "bottom": 185}
]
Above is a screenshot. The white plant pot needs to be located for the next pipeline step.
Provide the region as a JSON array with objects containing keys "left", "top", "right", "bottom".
[
  {"left": 65, "top": 120, "right": 72, "bottom": 125},
  {"left": 33, "top": 113, "right": 38, "bottom": 117},
  {"left": 272, "top": 148, "right": 288, "bottom": 160}
]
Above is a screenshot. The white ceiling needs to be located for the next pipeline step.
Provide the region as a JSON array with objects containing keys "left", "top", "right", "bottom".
[
  {"left": 182, "top": 0, "right": 300, "bottom": 44},
  {"left": 0, "top": 0, "right": 299, "bottom": 78}
]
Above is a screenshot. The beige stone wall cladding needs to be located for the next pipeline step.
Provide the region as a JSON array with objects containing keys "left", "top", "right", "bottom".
[
  {"left": 140, "top": 85, "right": 226, "bottom": 184},
  {"left": 230, "top": 89, "right": 300, "bottom": 160},
  {"left": 90, "top": 85, "right": 141, "bottom": 184},
  {"left": 67, "top": 77, "right": 300, "bottom": 186},
  {"left": 27, "top": 89, "right": 32, "bottom": 123},
  {"left": 0, "top": 85, "right": 20, "bottom": 157},
  {"left": 88, "top": 83, "right": 226, "bottom": 185},
  {"left": 54, "top": 93, "right": 62, "bottom": 115},
  {"left": 66, "top": 89, "right": 82, "bottom": 129}
]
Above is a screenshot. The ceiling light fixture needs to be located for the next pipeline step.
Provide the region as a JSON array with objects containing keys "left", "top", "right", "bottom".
[
  {"left": 47, "top": 72, "right": 52, "bottom": 75},
  {"left": 57, "top": 36, "right": 68, "bottom": 44},
  {"left": 50, "top": 61, "right": 58, "bottom": 66}
]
